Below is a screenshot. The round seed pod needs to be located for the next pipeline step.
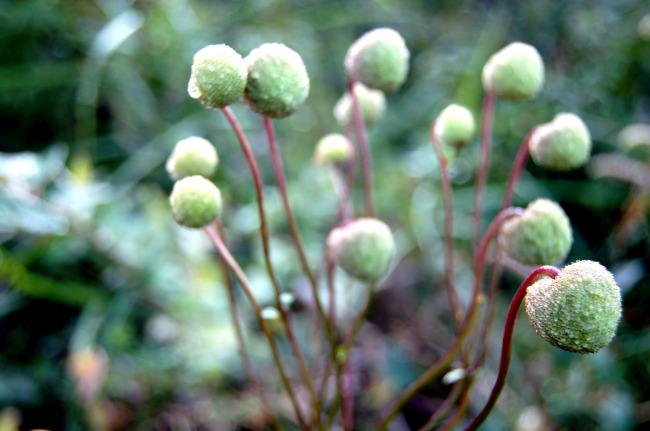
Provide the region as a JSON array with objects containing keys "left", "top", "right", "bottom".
[
  {"left": 169, "top": 175, "right": 222, "bottom": 228},
  {"left": 333, "top": 83, "right": 386, "bottom": 128},
  {"left": 525, "top": 260, "right": 622, "bottom": 353},
  {"left": 327, "top": 218, "right": 395, "bottom": 283},
  {"left": 482, "top": 42, "right": 544, "bottom": 100},
  {"left": 315, "top": 134, "right": 353, "bottom": 165},
  {"left": 529, "top": 113, "right": 592, "bottom": 171},
  {"left": 345, "top": 28, "right": 410, "bottom": 93},
  {"left": 618, "top": 123, "right": 650, "bottom": 161},
  {"left": 434, "top": 104, "right": 476, "bottom": 149},
  {"left": 244, "top": 43, "right": 310, "bottom": 118},
  {"left": 166, "top": 137, "right": 219, "bottom": 181},
  {"left": 501, "top": 199, "right": 572, "bottom": 265},
  {"left": 187, "top": 44, "right": 247, "bottom": 108}
]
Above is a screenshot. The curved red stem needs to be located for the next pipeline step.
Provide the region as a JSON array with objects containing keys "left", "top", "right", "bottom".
[
  {"left": 473, "top": 91, "right": 495, "bottom": 254},
  {"left": 347, "top": 78, "right": 375, "bottom": 216},
  {"left": 463, "top": 265, "right": 560, "bottom": 431}
]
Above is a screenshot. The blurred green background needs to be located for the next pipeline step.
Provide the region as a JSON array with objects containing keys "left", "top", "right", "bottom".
[{"left": 1, "top": 0, "right": 649, "bottom": 429}]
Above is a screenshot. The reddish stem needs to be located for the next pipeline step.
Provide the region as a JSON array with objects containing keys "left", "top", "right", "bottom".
[
  {"left": 220, "top": 108, "right": 320, "bottom": 429},
  {"left": 502, "top": 128, "right": 535, "bottom": 208},
  {"left": 463, "top": 265, "right": 560, "bottom": 431},
  {"left": 347, "top": 78, "right": 375, "bottom": 216},
  {"left": 204, "top": 225, "right": 308, "bottom": 428},
  {"left": 430, "top": 122, "right": 462, "bottom": 328},
  {"left": 472, "top": 91, "right": 495, "bottom": 253}
]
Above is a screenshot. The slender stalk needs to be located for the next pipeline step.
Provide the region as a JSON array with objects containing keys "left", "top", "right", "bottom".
[
  {"left": 376, "top": 207, "right": 522, "bottom": 430},
  {"left": 220, "top": 107, "right": 320, "bottom": 429},
  {"left": 472, "top": 91, "right": 495, "bottom": 253},
  {"left": 417, "top": 379, "right": 467, "bottom": 431},
  {"left": 343, "top": 124, "right": 358, "bottom": 194},
  {"left": 463, "top": 266, "right": 560, "bottom": 431},
  {"left": 213, "top": 221, "right": 282, "bottom": 431},
  {"left": 204, "top": 225, "right": 308, "bottom": 429},
  {"left": 347, "top": 78, "right": 375, "bottom": 216},
  {"left": 502, "top": 129, "right": 535, "bottom": 209},
  {"left": 439, "top": 386, "right": 471, "bottom": 431},
  {"left": 430, "top": 122, "right": 462, "bottom": 328},
  {"left": 332, "top": 163, "right": 353, "bottom": 223}
]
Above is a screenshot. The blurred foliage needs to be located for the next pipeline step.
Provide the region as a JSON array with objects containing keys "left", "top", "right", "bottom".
[{"left": 0, "top": 0, "right": 649, "bottom": 429}]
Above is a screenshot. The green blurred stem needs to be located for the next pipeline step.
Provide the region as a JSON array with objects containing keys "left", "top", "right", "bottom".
[
  {"left": 472, "top": 91, "right": 495, "bottom": 254},
  {"left": 430, "top": 121, "right": 462, "bottom": 329},
  {"left": 220, "top": 107, "right": 321, "bottom": 429},
  {"left": 204, "top": 225, "right": 308, "bottom": 429},
  {"left": 376, "top": 207, "right": 522, "bottom": 430},
  {"left": 463, "top": 266, "right": 560, "bottom": 431},
  {"left": 347, "top": 77, "right": 375, "bottom": 216},
  {"left": 213, "top": 221, "right": 282, "bottom": 431}
]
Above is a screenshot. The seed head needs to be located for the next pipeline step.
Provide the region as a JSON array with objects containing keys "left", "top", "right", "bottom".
[
  {"left": 315, "top": 134, "right": 353, "bottom": 165},
  {"left": 530, "top": 113, "right": 592, "bottom": 170},
  {"left": 169, "top": 175, "right": 222, "bottom": 228},
  {"left": 482, "top": 42, "right": 544, "bottom": 100},
  {"left": 434, "top": 104, "right": 476, "bottom": 149},
  {"left": 334, "top": 83, "right": 386, "bottom": 128},
  {"left": 166, "top": 136, "right": 218, "bottom": 181},
  {"left": 525, "top": 260, "right": 622, "bottom": 353},
  {"left": 187, "top": 44, "right": 247, "bottom": 108}
]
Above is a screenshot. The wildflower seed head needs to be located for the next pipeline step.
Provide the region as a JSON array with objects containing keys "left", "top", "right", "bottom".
[
  {"left": 482, "top": 42, "right": 544, "bottom": 100},
  {"left": 187, "top": 44, "right": 247, "bottom": 108},
  {"left": 244, "top": 43, "right": 310, "bottom": 118},
  {"left": 525, "top": 260, "right": 622, "bottom": 353},
  {"left": 529, "top": 113, "right": 591, "bottom": 170},
  {"left": 345, "top": 28, "right": 409, "bottom": 93},
  {"left": 169, "top": 175, "right": 222, "bottom": 228},
  {"left": 315, "top": 134, "right": 353, "bottom": 165},
  {"left": 327, "top": 218, "right": 395, "bottom": 283},
  {"left": 501, "top": 199, "right": 572, "bottom": 265},
  {"left": 166, "top": 136, "right": 218, "bottom": 181},
  {"left": 434, "top": 104, "right": 476, "bottom": 149},
  {"left": 334, "top": 83, "right": 386, "bottom": 128},
  {"left": 618, "top": 123, "right": 650, "bottom": 161}
]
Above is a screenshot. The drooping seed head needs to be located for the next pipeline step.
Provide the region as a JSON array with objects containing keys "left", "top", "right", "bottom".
[
  {"left": 315, "top": 134, "right": 353, "bottom": 165},
  {"left": 327, "top": 218, "right": 395, "bottom": 283},
  {"left": 187, "top": 44, "right": 247, "bottom": 108},
  {"left": 169, "top": 175, "right": 222, "bottom": 228},
  {"left": 334, "top": 83, "right": 386, "bottom": 128},
  {"left": 345, "top": 28, "right": 410, "bottom": 93},
  {"left": 244, "top": 43, "right": 310, "bottom": 118},
  {"left": 618, "top": 123, "right": 650, "bottom": 161},
  {"left": 434, "top": 104, "right": 476, "bottom": 149},
  {"left": 482, "top": 42, "right": 544, "bottom": 100},
  {"left": 501, "top": 199, "right": 572, "bottom": 265},
  {"left": 166, "top": 136, "right": 219, "bottom": 181},
  {"left": 529, "top": 113, "right": 592, "bottom": 170},
  {"left": 525, "top": 260, "right": 622, "bottom": 353}
]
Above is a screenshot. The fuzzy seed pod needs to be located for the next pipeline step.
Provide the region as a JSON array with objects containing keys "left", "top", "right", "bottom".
[
  {"left": 187, "top": 44, "right": 247, "bottom": 108},
  {"left": 327, "top": 218, "right": 395, "bottom": 283},
  {"left": 166, "top": 137, "right": 219, "bottom": 181},
  {"left": 345, "top": 28, "right": 410, "bottom": 93},
  {"left": 169, "top": 175, "right": 222, "bottom": 228},
  {"left": 315, "top": 134, "right": 353, "bottom": 164},
  {"left": 525, "top": 260, "right": 622, "bottom": 353},
  {"left": 618, "top": 123, "right": 650, "bottom": 161},
  {"left": 482, "top": 42, "right": 544, "bottom": 100},
  {"left": 334, "top": 83, "right": 386, "bottom": 128},
  {"left": 529, "top": 113, "right": 591, "bottom": 171},
  {"left": 243, "top": 43, "right": 310, "bottom": 118},
  {"left": 501, "top": 199, "right": 572, "bottom": 265},
  {"left": 434, "top": 104, "right": 476, "bottom": 149}
]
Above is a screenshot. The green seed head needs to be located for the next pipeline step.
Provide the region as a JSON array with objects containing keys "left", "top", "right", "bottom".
[
  {"left": 482, "top": 42, "right": 544, "bottom": 100},
  {"left": 345, "top": 28, "right": 410, "bottom": 93},
  {"left": 501, "top": 199, "right": 573, "bottom": 265},
  {"left": 166, "top": 136, "right": 219, "bottom": 181},
  {"left": 434, "top": 104, "right": 476, "bottom": 149},
  {"left": 327, "top": 218, "right": 395, "bottom": 283},
  {"left": 169, "top": 175, "right": 222, "bottom": 228},
  {"left": 618, "top": 123, "right": 650, "bottom": 161},
  {"left": 525, "top": 260, "right": 622, "bottom": 353},
  {"left": 334, "top": 83, "right": 386, "bottom": 128},
  {"left": 315, "top": 134, "right": 353, "bottom": 165},
  {"left": 187, "top": 44, "right": 247, "bottom": 108},
  {"left": 529, "top": 113, "right": 592, "bottom": 170},
  {"left": 244, "top": 43, "right": 310, "bottom": 118}
]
